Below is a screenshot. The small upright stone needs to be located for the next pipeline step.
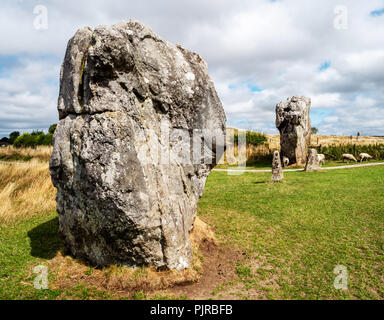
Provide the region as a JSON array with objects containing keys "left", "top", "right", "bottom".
[
  {"left": 304, "top": 149, "right": 320, "bottom": 172},
  {"left": 271, "top": 150, "right": 283, "bottom": 182}
]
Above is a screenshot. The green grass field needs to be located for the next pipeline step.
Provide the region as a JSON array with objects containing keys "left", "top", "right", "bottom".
[
  {"left": 198, "top": 165, "right": 384, "bottom": 299},
  {"left": 1, "top": 165, "right": 383, "bottom": 299},
  {"left": 0, "top": 212, "right": 63, "bottom": 300}
]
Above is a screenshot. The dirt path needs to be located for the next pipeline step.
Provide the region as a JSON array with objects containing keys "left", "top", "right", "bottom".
[
  {"left": 169, "top": 242, "right": 243, "bottom": 300},
  {"left": 214, "top": 162, "right": 384, "bottom": 173}
]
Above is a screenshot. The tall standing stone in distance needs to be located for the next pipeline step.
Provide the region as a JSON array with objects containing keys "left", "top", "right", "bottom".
[
  {"left": 304, "top": 149, "right": 320, "bottom": 172},
  {"left": 276, "top": 96, "right": 311, "bottom": 166},
  {"left": 271, "top": 150, "right": 283, "bottom": 182},
  {"left": 49, "top": 21, "right": 226, "bottom": 270}
]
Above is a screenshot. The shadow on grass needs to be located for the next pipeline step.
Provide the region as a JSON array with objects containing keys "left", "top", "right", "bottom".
[
  {"left": 28, "top": 217, "right": 64, "bottom": 259},
  {"left": 253, "top": 181, "right": 269, "bottom": 184}
]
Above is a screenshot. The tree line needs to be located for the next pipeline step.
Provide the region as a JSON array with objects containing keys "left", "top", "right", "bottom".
[{"left": 0, "top": 124, "right": 57, "bottom": 148}]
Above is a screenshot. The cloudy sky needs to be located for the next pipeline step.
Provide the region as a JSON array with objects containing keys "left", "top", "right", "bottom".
[{"left": 1, "top": 0, "right": 384, "bottom": 137}]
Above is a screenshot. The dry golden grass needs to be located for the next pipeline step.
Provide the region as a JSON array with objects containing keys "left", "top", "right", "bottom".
[
  {"left": 311, "top": 134, "right": 384, "bottom": 146},
  {"left": 49, "top": 253, "right": 199, "bottom": 299},
  {"left": 0, "top": 145, "right": 52, "bottom": 162},
  {"left": 0, "top": 160, "right": 56, "bottom": 226},
  {"left": 265, "top": 134, "right": 280, "bottom": 150}
]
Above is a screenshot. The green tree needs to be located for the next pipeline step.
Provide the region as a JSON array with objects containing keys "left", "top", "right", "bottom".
[
  {"left": 311, "top": 127, "right": 319, "bottom": 134},
  {"left": 49, "top": 124, "right": 57, "bottom": 135},
  {"left": 35, "top": 133, "right": 46, "bottom": 145},
  {"left": 14, "top": 133, "right": 36, "bottom": 148},
  {"left": 42, "top": 133, "right": 53, "bottom": 145},
  {"left": 246, "top": 131, "right": 268, "bottom": 147},
  {"left": 9, "top": 131, "right": 20, "bottom": 144}
]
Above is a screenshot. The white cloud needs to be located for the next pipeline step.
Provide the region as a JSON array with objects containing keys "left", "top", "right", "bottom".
[
  {"left": 0, "top": 57, "right": 60, "bottom": 133},
  {"left": 311, "top": 93, "right": 342, "bottom": 109},
  {"left": 324, "top": 116, "right": 339, "bottom": 123},
  {"left": 0, "top": 0, "right": 383, "bottom": 136}
]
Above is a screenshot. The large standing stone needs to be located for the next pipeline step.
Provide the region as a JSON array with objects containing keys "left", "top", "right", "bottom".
[
  {"left": 276, "top": 96, "right": 311, "bottom": 166},
  {"left": 271, "top": 150, "right": 283, "bottom": 182},
  {"left": 304, "top": 149, "right": 320, "bottom": 172},
  {"left": 49, "top": 21, "right": 226, "bottom": 270}
]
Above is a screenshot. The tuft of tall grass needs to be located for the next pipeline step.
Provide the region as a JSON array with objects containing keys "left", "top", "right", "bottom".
[{"left": 0, "top": 160, "right": 56, "bottom": 226}]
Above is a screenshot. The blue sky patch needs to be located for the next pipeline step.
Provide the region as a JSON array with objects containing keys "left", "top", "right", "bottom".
[
  {"left": 311, "top": 108, "right": 334, "bottom": 126},
  {"left": 370, "top": 8, "right": 384, "bottom": 16},
  {"left": 0, "top": 68, "right": 9, "bottom": 79},
  {"left": 319, "top": 61, "right": 331, "bottom": 71},
  {"left": 0, "top": 55, "right": 20, "bottom": 78},
  {"left": 229, "top": 79, "right": 263, "bottom": 92},
  {"left": 247, "top": 83, "right": 262, "bottom": 92},
  {"left": 0, "top": 55, "right": 20, "bottom": 67},
  {"left": 246, "top": 79, "right": 263, "bottom": 92}
]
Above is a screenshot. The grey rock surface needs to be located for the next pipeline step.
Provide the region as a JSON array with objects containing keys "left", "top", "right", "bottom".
[
  {"left": 271, "top": 150, "right": 283, "bottom": 182},
  {"left": 276, "top": 96, "right": 311, "bottom": 166},
  {"left": 304, "top": 149, "right": 320, "bottom": 172},
  {"left": 50, "top": 20, "right": 226, "bottom": 270}
]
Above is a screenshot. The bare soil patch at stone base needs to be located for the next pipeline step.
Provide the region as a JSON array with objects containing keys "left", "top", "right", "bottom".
[{"left": 169, "top": 240, "right": 243, "bottom": 300}]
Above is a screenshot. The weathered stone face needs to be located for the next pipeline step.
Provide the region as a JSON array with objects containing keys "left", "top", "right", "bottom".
[
  {"left": 276, "top": 96, "right": 311, "bottom": 166},
  {"left": 271, "top": 150, "right": 283, "bottom": 182},
  {"left": 304, "top": 149, "right": 320, "bottom": 172},
  {"left": 50, "top": 21, "right": 226, "bottom": 270}
]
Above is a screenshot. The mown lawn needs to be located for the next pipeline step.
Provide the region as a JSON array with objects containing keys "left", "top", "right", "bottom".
[
  {"left": 198, "top": 165, "right": 384, "bottom": 299},
  {"left": 0, "top": 212, "right": 63, "bottom": 300},
  {"left": 0, "top": 212, "right": 122, "bottom": 300},
  {"left": 1, "top": 165, "right": 383, "bottom": 300}
]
